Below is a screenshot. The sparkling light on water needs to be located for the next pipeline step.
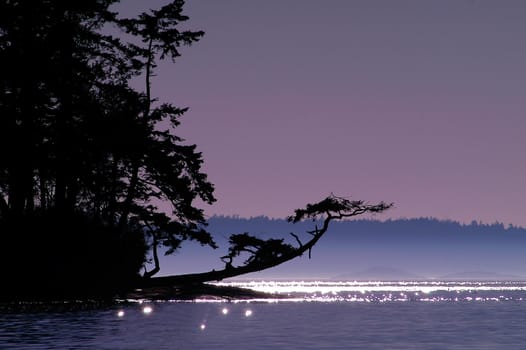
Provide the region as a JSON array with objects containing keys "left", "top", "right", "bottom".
[{"left": 209, "top": 280, "right": 526, "bottom": 303}]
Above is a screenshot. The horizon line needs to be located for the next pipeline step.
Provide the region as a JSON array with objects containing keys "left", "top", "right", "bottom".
[{"left": 205, "top": 214, "right": 525, "bottom": 229}]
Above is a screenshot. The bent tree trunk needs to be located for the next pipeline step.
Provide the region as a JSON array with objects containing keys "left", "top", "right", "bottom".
[{"left": 142, "top": 195, "right": 392, "bottom": 288}]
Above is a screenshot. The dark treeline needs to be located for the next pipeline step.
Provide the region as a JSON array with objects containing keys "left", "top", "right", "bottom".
[
  {"left": 0, "top": 0, "right": 217, "bottom": 299},
  {"left": 207, "top": 216, "right": 526, "bottom": 245}
]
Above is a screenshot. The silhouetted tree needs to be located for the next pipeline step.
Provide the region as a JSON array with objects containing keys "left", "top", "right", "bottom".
[
  {"left": 146, "top": 194, "right": 392, "bottom": 287},
  {"left": 0, "top": 0, "right": 216, "bottom": 298}
]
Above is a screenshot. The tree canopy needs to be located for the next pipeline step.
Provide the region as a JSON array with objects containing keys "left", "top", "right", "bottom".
[{"left": 0, "top": 0, "right": 217, "bottom": 298}]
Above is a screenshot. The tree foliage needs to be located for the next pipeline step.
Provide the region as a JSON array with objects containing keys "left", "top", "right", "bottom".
[{"left": 0, "top": 0, "right": 215, "bottom": 297}]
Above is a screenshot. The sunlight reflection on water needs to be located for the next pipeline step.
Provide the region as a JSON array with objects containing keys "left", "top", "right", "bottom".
[{"left": 210, "top": 280, "right": 526, "bottom": 303}]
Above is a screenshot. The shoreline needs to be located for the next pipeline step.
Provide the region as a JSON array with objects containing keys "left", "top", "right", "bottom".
[
  {"left": 123, "top": 283, "right": 281, "bottom": 301},
  {"left": 0, "top": 284, "right": 282, "bottom": 312}
]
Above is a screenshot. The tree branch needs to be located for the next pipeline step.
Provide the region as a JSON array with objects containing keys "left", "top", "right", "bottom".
[
  {"left": 289, "top": 232, "right": 303, "bottom": 247},
  {"left": 141, "top": 194, "right": 393, "bottom": 287}
]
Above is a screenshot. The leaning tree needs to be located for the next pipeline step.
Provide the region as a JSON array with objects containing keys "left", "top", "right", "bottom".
[{"left": 145, "top": 194, "right": 393, "bottom": 287}]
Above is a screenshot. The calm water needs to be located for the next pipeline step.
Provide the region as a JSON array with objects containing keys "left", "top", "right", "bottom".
[{"left": 2, "top": 281, "right": 526, "bottom": 349}]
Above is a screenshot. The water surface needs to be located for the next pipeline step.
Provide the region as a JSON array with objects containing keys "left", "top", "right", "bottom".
[{"left": 2, "top": 281, "right": 526, "bottom": 349}]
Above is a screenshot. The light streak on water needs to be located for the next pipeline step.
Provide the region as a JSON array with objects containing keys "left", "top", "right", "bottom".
[
  {"left": 119, "top": 281, "right": 526, "bottom": 304},
  {"left": 205, "top": 280, "right": 526, "bottom": 303}
]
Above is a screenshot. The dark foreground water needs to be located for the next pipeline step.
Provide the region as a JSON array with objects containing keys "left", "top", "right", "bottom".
[{"left": 2, "top": 281, "right": 526, "bottom": 350}]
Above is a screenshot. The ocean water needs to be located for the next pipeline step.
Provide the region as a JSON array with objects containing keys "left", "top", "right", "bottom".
[{"left": 2, "top": 281, "right": 526, "bottom": 350}]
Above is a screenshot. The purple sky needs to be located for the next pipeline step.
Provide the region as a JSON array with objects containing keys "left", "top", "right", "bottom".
[{"left": 121, "top": 1, "right": 526, "bottom": 226}]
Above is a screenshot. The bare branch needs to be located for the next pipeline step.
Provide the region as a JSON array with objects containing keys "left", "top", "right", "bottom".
[{"left": 289, "top": 232, "right": 303, "bottom": 247}]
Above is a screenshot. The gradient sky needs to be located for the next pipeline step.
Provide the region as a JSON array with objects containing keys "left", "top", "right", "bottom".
[{"left": 121, "top": 1, "right": 526, "bottom": 226}]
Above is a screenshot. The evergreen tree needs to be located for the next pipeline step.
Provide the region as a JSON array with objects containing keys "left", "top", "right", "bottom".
[{"left": 0, "top": 0, "right": 215, "bottom": 298}]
